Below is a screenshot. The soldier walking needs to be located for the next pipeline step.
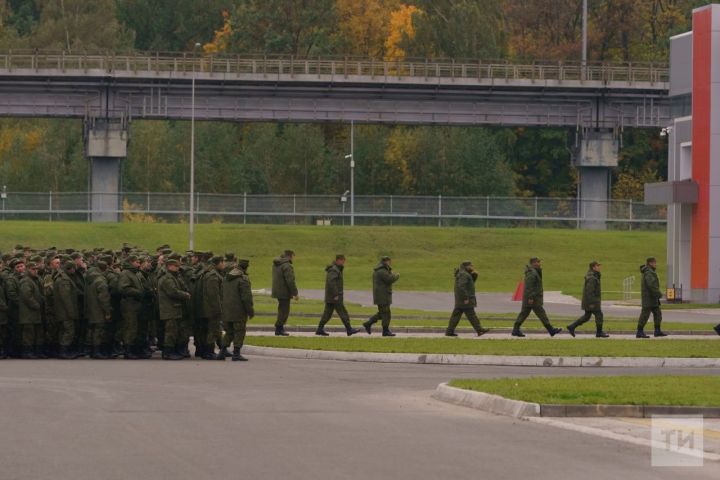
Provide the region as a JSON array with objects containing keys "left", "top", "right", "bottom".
[
  {"left": 511, "top": 257, "right": 562, "bottom": 337},
  {"left": 636, "top": 257, "right": 668, "bottom": 338},
  {"left": 316, "top": 255, "right": 360, "bottom": 337},
  {"left": 221, "top": 259, "right": 254, "bottom": 361},
  {"left": 271, "top": 250, "right": 298, "bottom": 336},
  {"left": 567, "top": 261, "right": 609, "bottom": 338},
  {"left": 363, "top": 256, "right": 400, "bottom": 337},
  {"left": 445, "top": 261, "right": 490, "bottom": 337},
  {"left": 157, "top": 259, "right": 190, "bottom": 360}
]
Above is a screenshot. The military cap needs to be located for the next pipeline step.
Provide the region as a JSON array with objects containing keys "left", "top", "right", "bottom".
[
  {"left": 336, "top": 254, "right": 346, "bottom": 261},
  {"left": 29, "top": 255, "right": 42, "bottom": 263},
  {"left": 9, "top": 258, "right": 24, "bottom": 268},
  {"left": 165, "top": 258, "right": 180, "bottom": 266},
  {"left": 168, "top": 252, "right": 182, "bottom": 260},
  {"left": 100, "top": 255, "right": 114, "bottom": 264},
  {"left": 209, "top": 256, "right": 224, "bottom": 265},
  {"left": 238, "top": 259, "right": 250, "bottom": 268},
  {"left": 160, "top": 248, "right": 172, "bottom": 256},
  {"left": 14, "top": 244, "right": 23, "bottom": 251},
  {"left": 96, "top": 261, "right": 108, "bottom": 271},
  {"left": 225, "top": 252, "right": 236, "bottom": 261},
  {"left": 283, "top": 250, "right": 295, "bottom": 257},
  {"left": 26, "top": 261, "right": 39, "bottom": 269},
  {"left": 62, "top": 261, "right": 76, "bottom": 272},
  {"left": 589, "top": 260, "right": 601, "bottom": 269},
  {"left": 64, "top": 248, "right": 74, "bottom": 254},
  {"left": 380, "top": 256, "right": 391, "bottom": 262},
  {"left": 70, "top": 252, "right": 83, "bottom": 260},
  {"left": 1, "top": 253, "right": 12, "bottom": 262},
  {"left": 529, "top": 257, "right": 541, "bottom": 264},
  {"left": 126, "top": 254, "right": 139, "bottom": 263},
  {"left": 156, "top": 244, "right": 171, "bottom": 251},
  {"left": 47, "top": 246, "right": 57, "bottom": 251},
  {"left": 646, "top": 257, "right": 657, "bottom": 264},
  {"left": 461, "top": 260, "right": 473, "bottom": 267}
]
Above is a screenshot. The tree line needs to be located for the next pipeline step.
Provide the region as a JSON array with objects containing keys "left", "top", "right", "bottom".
[{"left": 0, "top": 0, "right": 704, "bottom": 198}]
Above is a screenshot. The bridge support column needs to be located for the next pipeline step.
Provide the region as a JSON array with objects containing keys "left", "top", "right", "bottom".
[
  {"left": 84, "top": 119, "right": 128, "bottom": 223},
  {"left": 575, "top": 129, "right": 619, "bottom": 230}
]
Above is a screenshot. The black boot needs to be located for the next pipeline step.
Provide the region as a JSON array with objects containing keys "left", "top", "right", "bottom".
[
  {"left": 21, "top": 348, "right": 36, "bottom": 359},
  {"left": 315, "top": 329, "right": 330, "bottom": 336},
  {"left": 232, "top": 347, "right": 248, "bottom": 362},
  {"left": 445, "top": 331, "right": 458, "bottom": 337},
  {"left": 220, "top": 347, "right": 232, "bottom": 358},
  {"left": 362, "top": 321, "right": 372, "bottom": 335},
  {"left": 346, "top": 328, "right": 360, "bottom": 337},
  {"left": 381, "top": 329, "right": 396, "bottom": 337},
  {"left": 547, "top": 327, "right": 562, "bottom": 337},
  {"left": 654, "top": 329, "right": 668, "bottom": 337},
  {"left": 511, "top": 328, "right": 525, "bottom": 337},
  {"left": 136, "top": 345, "right": 153, "bottom": 359},
  {"left": 59, "top": 346, "right": 78, "bottom": 360},
  {"left": 275, "top": 327, "right": 290, "bottom": 337},
  {"left": 714, "top": 324, "right": 720, "bottom": 336},
  {"left": 91, "top": 346, "right": 110, "bottom": 359},
  {"left": 476, "top": 327, "right": 490, "bottom": 337},
  {"left": 123, "top": 347, "right": 140, "bottom": 359},
  {"left": 201, "top": 346, "right": 218, "bottom": 360},
  {"left": 596, "top": 325, "right": 609, "bottom": 338},
  {"left": 567, "top": 322, "right": 579, "bottom": 337},
  {"left": 636, "top": 329, "right": 650, "bottom": 338},
  {"left": 162, "top": 347, "right": 183, "bottom": 361}
]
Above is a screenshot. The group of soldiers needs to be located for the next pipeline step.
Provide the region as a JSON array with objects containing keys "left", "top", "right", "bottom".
[
  {"left": 312, "top": 255, "right": 720, "bottom": 339},
  {"left": 1, "top": 245, "right": 719, "bottom": 361},
  {"left": 0, "top": 244, "right": 253, "bottom": 361}
]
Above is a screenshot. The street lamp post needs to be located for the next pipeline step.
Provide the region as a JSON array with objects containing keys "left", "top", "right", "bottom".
[
  {"left": 581, "top": 0, "right": 588, "bottom": 80},
  {"left": 347, "top": 120, "right": 355, "bottom": 226},
  {"left": 189, "top": 42, "right": 201, "bottom": 251}
]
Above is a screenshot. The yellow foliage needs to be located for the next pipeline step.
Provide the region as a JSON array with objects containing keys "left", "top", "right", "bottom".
[
  {"left": 384, "top": 127, "right": 416, "bottom": 192},
  {"left": 384, "top": 4, "right": 419, "bottom": 61},
  {"left": 335, "top": 0, "right": 400, "bottom": 57},
  {"left": 122, "top": 198, "right": 164, "bottom": 223},
  {"left": 203, "top": 10, "right": 232, "bottom": 54}
]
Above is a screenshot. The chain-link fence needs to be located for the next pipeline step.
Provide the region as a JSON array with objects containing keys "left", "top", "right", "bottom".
[{"left": 0, "top": 192, "right": 666, "bottom": 230}]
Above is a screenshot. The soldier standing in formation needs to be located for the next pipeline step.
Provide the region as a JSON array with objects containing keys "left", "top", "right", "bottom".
[
  {"left": 363, "top": 256, "right": 400, "bottom": 337},
  {"left": 271, "top": 250, "right": 298, "bottom": 336},
  {"left": 445, "top": 261, "right": 490, "bottom": 337},
  {"left": 567, "top": 261, "right": 609, "bottom": 338},
  {"left": 637, "top": 257, "right": 667, "bottom": 338},
  {"left": 512, "top": 257, "right": 562, "bottom": 337},
  {"left": 315, "top": 255, "right": 360, "bottom": 337},
  {"left": 221, "top": 259, "right": 254, "bottom": 361}
]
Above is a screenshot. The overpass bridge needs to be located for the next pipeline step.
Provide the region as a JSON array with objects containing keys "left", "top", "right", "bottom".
[{"left": 0, "top": 51, "right": 671, "bottom": 225}]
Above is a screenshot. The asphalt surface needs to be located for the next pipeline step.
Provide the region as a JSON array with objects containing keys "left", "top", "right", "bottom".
[
  {"left": 301, "top": 289, "right": 720, "bottom": 324},
  {"left": 0, "top": 356, "right": 718, "bottom": 480}
]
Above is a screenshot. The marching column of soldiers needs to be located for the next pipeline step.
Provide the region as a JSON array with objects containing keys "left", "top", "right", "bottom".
[{"left": 0, "top": 245, "right": 718, "bottom": 361}]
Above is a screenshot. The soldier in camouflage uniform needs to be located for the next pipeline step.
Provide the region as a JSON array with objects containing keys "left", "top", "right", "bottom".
[
  {"left": 363, "top": 256, "right": 400, "bottom": 337},
  {"left": 511, "top": 257, "right": 562, "bottom": 337},
  {"left": 18, "top": 262, "right": 45, "bottom": 359},
  {"left": 85, "top": 261, "right": 113, "bottom": 359},
  {"left": 567, "top": 261, "right": 609, "bottom": 338},
  {"left": 637, "top": 257, "right": 667, "bottom": 338},
  {"left": 445, "top": 261, "right": 490, "bottom": 337},
  {"left": 271, "top": 250, "right": 298, "bottom": 336},
  {"left": 158, "top": 258, "right": 190, "bottom": 360},
  {"left": 221, "top": 259, "right": 253, "bottom": 361},
  {"left": 315, "top": 255, "right": 360, "bottom": 337}
]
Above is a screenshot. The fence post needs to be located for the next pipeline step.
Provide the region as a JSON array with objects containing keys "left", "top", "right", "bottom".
[
  {"left": 576, "top": 195, "right": 581, "bottom": 229},
  {"left": 629, "top": 199, "right": 634, "bottom": 231},
  {"left": 49, "top": 191, "right": 52, "bottom": 222},
  {"left": 243, "top": 192, "right": 247, "bottom": 225},
  {"left": 534, "top": 197, "right": 538, "bottom": 228},
  {"left": 486, "top": 196, "right": 490, "bottom": 228},
  {"left": 438, "top": 194, "right": 442, "bottom": 227},
  {"left": 390, "top": 195, "right": 393, "bottom": 226},
  {"left": 293, "top": 194, "right": 296, "bottom": 225}
]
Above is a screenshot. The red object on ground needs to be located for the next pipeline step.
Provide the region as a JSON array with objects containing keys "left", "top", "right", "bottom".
[{"left": 512, "top": 280, "right": 524, "bottom": 302}]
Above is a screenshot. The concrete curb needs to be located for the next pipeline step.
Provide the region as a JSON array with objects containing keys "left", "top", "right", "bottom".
[
  {"left": 431, "top": 383, "right": 540, "bottom": 418},
  {"left": 432, "top": 383, "right": 720, "bottom": 418},
  {"left": 241, "top": 345, "right": 720, "bottom": 368}
]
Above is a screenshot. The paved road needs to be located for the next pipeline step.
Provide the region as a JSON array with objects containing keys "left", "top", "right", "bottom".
[
  {"left": 301, "top": 289, "right": 720, "bottom": 324},
  {"left": 0, "top": 357, "right": 717, "bottom": 480}
]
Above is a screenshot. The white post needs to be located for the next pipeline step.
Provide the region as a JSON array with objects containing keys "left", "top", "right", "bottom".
[
  {"left": 350, "top": 120, "right": 355, "bottom": 227},
  {"left": 189, "top": 43, "right": 200, "bottom": 250},
  {"left": 582, "top": 0, "right": 588, "bottom": 80}
]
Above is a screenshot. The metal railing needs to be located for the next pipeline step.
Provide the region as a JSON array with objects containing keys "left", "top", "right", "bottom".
[
  {"left": 0, "top": 50, "right": 669, "bottom": 85},
  {"left": 0, "top": 192, "right": 666, "bottom": 229}
]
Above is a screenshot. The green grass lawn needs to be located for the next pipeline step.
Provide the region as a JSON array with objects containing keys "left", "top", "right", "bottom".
[
  {"left": 448, "top": 376, "right": 720, "bottom": 406},
  {"left": 244, "top": 337, "right": 720, "bottom": 358},
  {"left": 250, "top": 295, "right": 713, "bottom": 332},
  {"left": 0, "top": 222, "right": 665, "bottom": 295}
]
